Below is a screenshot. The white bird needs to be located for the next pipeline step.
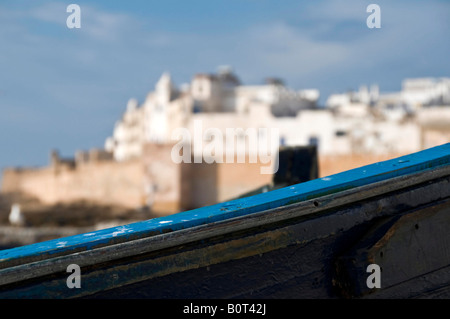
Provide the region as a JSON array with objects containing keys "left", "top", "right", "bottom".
[{"left": 9, "top": 203, "right": 25, "bottom": 226}]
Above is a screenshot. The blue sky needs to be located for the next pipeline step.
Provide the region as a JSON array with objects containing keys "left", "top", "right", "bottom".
[{"left": 0, "top": 0, "right": 449, "bottom": 178}]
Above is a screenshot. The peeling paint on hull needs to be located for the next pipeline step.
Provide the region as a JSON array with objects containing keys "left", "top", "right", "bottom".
[{"left": 0, "top": 144, "right": 449, "bottom": 298}]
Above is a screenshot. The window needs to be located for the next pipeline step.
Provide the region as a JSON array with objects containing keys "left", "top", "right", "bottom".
[
  {"left": 309, "top": 136, "right": 319, "bottom": 147},
  {"left": 335, "top": 130, "right": 347, "bottom": 137}
]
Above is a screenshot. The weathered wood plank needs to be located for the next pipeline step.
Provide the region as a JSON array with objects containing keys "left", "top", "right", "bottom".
[
  {"left": 363, "top": 264, "right": 450, "bottom": 299},
  {"left": 0, "top": 144, "right": 449, "bottom": 268},
  {"left": 0, "top": 172, "right": 448, "bottom": 298},
  {"left": 0, "top": 165, "right": 448, "bottom": 289},
  {"left": 335, "top": 200, "right": 450, "bottom": 298},
  {"left": 0, "top": 143, "right": 448, "bottom": 298},
  {"left": 1, "top": 143, "right": 449, "bottom": 268}
]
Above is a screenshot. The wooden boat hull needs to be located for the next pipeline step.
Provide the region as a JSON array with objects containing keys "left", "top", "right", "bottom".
[{"left": 0, "top": 144, "right": 449, "bottom": 298}]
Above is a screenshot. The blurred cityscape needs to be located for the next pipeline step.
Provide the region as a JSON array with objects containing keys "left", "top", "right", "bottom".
[{"left": 1, "top": 66, "right": 449, "bottom": 248}]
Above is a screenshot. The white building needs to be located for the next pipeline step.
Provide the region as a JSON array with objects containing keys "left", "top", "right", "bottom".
[
  {"left": 105, "top": 67, "right": 320, "bottom": 161},
  {"left": 105, "top": 69, "right": 449, "bottom": 163},
  {"left": 326, "top": 77, "right": 450, "bottom": 121},
  {"left": 401, "top": 77, "right": 450, "bottom": 107},
  {"left": 105, "top": 98, "right": 146, "bottom": 161}
]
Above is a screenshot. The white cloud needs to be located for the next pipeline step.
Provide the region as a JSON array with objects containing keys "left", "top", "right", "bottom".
[
  {"left": 237, "top": 22, "right": 351, "bottom": 78},
  {"left": 301, "top": 0, "right": 367, "bottom": 23},
  {"left": 29, "top": 1, "right": 66, "bottom": 25},
  {"left": 79, "top": 7, "right": 140, "bottom": 42},
  {"left": 0, "top": 0, "right": 448, "bottom": 170}
]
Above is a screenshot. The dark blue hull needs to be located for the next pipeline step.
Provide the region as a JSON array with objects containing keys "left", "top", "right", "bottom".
[{"left": 0, "top": 144, "right": 449, "bottom": 298}]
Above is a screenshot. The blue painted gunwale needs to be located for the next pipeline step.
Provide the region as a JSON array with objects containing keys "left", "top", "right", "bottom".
[{"left": 0, "top": 143, "right": 449, "bottom": 264}]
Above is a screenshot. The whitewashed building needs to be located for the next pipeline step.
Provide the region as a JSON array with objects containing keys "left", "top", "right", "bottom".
[
  {"left": 105, "top": 67, "right": 320, "bottom": 161},
  {"left": 105, "top": 69, "right": 450, "bottom": 162}
]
